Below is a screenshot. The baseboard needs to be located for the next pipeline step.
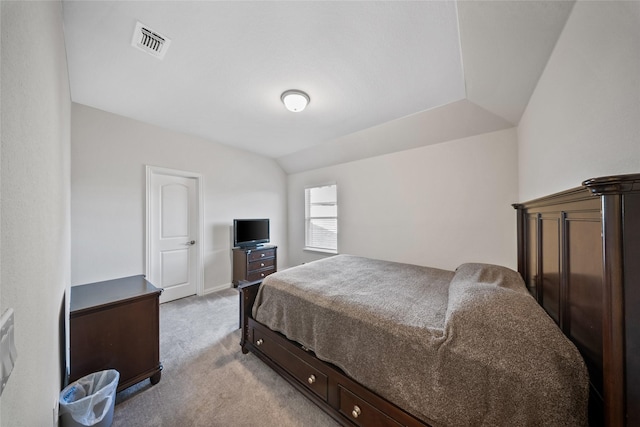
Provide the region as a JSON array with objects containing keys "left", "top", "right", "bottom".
[{"left": 201, "top": 282, "right": 233, "bottom": 295}]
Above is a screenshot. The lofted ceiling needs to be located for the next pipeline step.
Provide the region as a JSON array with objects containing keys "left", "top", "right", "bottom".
[{"left": 62, "top": 1, "right": 574, "bottom": 173}]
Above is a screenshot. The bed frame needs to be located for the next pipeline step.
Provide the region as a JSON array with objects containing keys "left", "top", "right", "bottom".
[{"left": 239, "top": 173, "right": 639, "bottom": 427}]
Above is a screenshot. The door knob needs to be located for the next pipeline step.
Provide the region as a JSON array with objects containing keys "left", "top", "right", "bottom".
[{"left": 185, "top": 240, "right": 196, "bottom": 245}]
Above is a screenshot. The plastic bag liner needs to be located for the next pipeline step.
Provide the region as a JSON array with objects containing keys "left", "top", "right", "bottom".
[{"left": 59, "top": 370, "right": 119, "bottom": 427}]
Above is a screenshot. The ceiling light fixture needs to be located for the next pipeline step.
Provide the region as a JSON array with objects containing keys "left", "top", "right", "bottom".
[{"left": 281, "top": 90, "right": 310, "bottom": 112}]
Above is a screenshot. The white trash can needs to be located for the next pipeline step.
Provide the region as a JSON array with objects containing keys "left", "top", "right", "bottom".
[{"left": 59, "top": 370, "right": 119, "bottom": 427}]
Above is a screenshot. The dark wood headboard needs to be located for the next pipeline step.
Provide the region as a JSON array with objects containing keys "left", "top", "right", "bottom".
[{"left": 513, "top": 174, "right": 640, "bottom": 427}]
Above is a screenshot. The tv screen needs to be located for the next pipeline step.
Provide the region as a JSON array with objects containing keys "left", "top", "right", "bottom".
[{"left": 234, "top": 219, "right": 270, "bottom": 248}]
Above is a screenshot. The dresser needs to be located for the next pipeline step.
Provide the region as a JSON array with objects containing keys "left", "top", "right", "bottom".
[
  {"left": 232, "top": 245, "right": 277, "bottom": 286},
  {"left": 69, "top": 275, "right": 163, "bottom": 392}
]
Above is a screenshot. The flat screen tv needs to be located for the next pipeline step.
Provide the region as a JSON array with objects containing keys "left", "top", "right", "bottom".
[{"left": 233, "top": 218, "right": 270, "bottom": 248}]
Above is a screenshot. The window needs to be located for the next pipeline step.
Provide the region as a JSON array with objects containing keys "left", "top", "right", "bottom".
[{"left": 305, "top": 184, "right": 337, "bottom": 253}]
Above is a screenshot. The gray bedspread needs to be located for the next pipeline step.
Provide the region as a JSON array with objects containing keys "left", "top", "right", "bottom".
[{"left": 253, "top": 255, "right": 589, "bottom": 426}]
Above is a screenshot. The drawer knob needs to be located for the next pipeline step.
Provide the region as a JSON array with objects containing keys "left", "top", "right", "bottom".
[
  {"left": 261, "top": 253, "right": 265, "bottom": 257},
  {"left": 307, "top": 374, "right": 316, "bottom": 384},
  {"left": 261, "top": 273, "right": 265, "bottom": 277},
  {"left": 256, "top": 339, "right": 263, "bottom": 346},
  {"left": 260, "top": 263, "right": 265, "bottom": 267},
  {"left": 352, "top": 405, "right": 361, "bottom": 419}
]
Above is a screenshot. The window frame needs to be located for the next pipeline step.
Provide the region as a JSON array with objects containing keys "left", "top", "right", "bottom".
[{"left": 304, "top": 183, "right": 338, "bottom": 254}]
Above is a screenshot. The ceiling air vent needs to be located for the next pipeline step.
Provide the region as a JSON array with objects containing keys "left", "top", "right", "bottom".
[{"left": 131, "top": 21, "right": 171, "bottom": 60}]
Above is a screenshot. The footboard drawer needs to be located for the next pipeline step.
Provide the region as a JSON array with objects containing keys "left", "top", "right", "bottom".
[
  {"left": 338, "top": 386, "right": 403, "bottom": 427},
  {"left": 253, "top": 328, "right": 328, "bottom": 400}
]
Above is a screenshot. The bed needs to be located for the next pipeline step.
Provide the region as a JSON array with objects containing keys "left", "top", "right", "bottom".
[{"left": 239, "top": 173, "right": 640, "bottom": 427}]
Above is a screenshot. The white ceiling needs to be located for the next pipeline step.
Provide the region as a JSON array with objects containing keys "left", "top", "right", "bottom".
[{"left": 62, "top": 1, "right": 574, "bottom": 173}]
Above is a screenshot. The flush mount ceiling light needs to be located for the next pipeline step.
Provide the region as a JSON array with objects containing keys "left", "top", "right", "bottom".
[{"left": 281, "top": 90, "right": 310, "bottom": 112}]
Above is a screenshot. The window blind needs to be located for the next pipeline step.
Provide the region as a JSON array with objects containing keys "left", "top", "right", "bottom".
[{"left": 305, "top": 185, "right": 337, "bottom": 252}]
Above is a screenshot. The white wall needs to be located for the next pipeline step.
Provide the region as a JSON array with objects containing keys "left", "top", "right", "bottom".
[
  {"left": 1, "top": 1, "right": 71, "bottom": 425},
  {"left": 288, "top": 128, "right": 518, "bottom": 271},
  {"left": 518, "top": 1, "right": 640, "bottom": 201},
  {"left": 71, "top": 103, "right": 287, "bottom": 291}
]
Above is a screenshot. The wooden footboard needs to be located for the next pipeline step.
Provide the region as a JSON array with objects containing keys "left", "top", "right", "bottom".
[
  {"left": 238, "top": 281, "right": 432, "bottom": 427},
  {"left": 238, "top": 279, "right": 262, "bottom": 354}
]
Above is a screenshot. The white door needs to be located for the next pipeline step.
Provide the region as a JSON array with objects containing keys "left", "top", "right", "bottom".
[{"left": 147, "top": 167, "right": 201, "bottom": 303}]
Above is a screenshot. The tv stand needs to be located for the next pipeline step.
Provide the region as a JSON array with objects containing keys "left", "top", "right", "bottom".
[{"left": 232, "top": 245, "right": 277, "bottom": 286}]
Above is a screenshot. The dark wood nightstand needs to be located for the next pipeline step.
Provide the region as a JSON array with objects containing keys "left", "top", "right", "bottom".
[{"left": 69, "top": 275, "right": 163, "bottom": 392}]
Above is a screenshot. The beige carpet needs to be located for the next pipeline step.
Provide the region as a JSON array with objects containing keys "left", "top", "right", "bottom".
[{"left": 113, "top": 288, "right": 339, "bottom": 426}]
